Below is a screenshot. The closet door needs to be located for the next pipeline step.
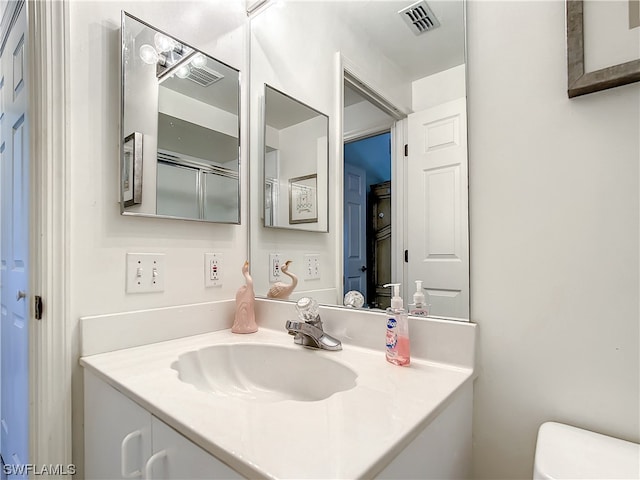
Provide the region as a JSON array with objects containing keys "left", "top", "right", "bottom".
[{"left": 407, "top": 98, "right": 469, "bottom": 319}]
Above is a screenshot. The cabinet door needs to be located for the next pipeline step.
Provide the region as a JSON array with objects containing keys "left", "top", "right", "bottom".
[
  {"left": 145, "top": 417, "right": 241, "bottom": 479},
  {"left": 84, "top": 371, "right": 152, "bottom": 479}
]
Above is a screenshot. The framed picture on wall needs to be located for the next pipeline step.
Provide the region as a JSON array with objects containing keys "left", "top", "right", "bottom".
[
  {"left": 567, "top": 0, "right": 640, "bottom": 98},
  {"left": 122, "top": 132, "right": 143, "bottom": 207},
  {"left": 289, "top": 174, "right": 317, "bottom": 224}
]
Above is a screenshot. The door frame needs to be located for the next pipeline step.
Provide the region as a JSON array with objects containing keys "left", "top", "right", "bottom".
[
  {"left": 335, "top": 52, "right": 408, "bottom": 305},
  {"left": 27, "top": 0, "right": 72, "bottom": 469}
]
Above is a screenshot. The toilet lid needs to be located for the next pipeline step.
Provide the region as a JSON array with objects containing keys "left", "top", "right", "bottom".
[{"left": 534, "top": 422, "right": 640, "bottom": 479}]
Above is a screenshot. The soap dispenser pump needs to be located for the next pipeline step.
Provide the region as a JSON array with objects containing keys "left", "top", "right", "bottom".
[
  {"left": 383, "top": 283, "right": 410, "bottom": 366},
  {"left": 409, "top": 280, "right": 429, "bottom": 317}
]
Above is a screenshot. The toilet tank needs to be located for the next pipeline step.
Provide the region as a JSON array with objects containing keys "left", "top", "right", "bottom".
[{"left": 533, "top": 422, "right": 640, "bottom": 479}]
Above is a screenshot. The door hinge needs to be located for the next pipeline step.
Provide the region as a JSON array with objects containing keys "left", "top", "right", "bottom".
[
  {"left": 404, "top": 144, "right": 408, "bottom": 157},
  {"left": 34, "top": 295, "right": 43, "bottom": 320},
  {"left": 404, "top": 250, "right": 408, "bottom": 262}
]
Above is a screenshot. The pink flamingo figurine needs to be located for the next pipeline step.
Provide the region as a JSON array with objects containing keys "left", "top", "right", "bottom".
[
  {"left": 267, "top": 260, "right": 298, "bottom": 300},
  {"left": 232, "top": 261, "right": 258, "bottom": 334}
]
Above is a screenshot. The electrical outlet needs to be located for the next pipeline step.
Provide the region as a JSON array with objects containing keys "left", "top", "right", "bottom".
[
  {"left": 205, "top": 253, "right": 223, "bottom": 287},
  {"left": 303, "top": 254, "right": 320, "bottom": 280},
  {"left": 126, "top": 253, "right": 165, "bottom": 293},
  {"left": 269, "top": 253, "right": 281, "bottom": 283}
]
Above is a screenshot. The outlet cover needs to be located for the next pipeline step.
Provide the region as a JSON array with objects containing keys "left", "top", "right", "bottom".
[
  {"left": 205, "top": 253, "right": 223, "bottom": 287},
  {"left": 269, "top": 253, "right": 282, "bottom": 283}
]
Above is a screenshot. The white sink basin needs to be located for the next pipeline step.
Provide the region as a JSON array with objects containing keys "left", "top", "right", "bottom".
[{"left": 171, "top": 343, "right": 357, "bottom": 402}]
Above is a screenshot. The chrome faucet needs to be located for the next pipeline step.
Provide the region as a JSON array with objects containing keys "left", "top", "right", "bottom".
[{"left": 285, "top": 297, "right": 342, "bottom": 351}]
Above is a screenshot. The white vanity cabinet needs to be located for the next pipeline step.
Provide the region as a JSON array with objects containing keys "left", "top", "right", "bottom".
[{"left": 84, "top": 371, "right": 240, "bottom": 479}]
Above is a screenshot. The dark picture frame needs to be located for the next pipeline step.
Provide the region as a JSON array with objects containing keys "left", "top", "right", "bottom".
[{"left": 122, "top": 131, "right": 143, "bottom": 207}]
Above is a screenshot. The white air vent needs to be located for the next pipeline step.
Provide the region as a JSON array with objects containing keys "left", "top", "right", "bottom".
[
  {"left": 399, "top": 0, "right": 440, "bottom": 35},
  {"left": 187, "top": 65, "right": 224, "bottom": 87}
]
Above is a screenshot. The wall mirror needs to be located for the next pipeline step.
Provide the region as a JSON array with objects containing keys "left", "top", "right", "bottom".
[
  {"left": 249, "top": 0, "right": 469, "bottom": 320},
  {"left": 121, "top": 12, "right": 241, "bottom": 223},
  {"left": 263, "top": 85, "right": 329, "bottom": 232}
]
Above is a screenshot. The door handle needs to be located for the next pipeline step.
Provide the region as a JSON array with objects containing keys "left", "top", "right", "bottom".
[
  {"left": 360, "top": 266, "right": 367, "bottom": 272},
  {"left": 16, "top": 290, "right": 26, "bottom": 301},
  {"left": 121, "top": 430, "right": 142, "bottom": 478}
]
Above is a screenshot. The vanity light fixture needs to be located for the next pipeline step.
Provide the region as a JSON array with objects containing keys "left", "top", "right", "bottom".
[
  {"left": 153, "top": 32, "right": 176, "bottom": 53},
  {"left": 137, "top": 35, "right": 220, "bottom": 87},
  {"left": 191, "top": 53, "right": 207, "bottom": 69},
  {"left": 139, "top": 44, "right": 159, "bottom": 65},
  {"left": 175, "top": 64, "right": 191, "bottom": 79}
]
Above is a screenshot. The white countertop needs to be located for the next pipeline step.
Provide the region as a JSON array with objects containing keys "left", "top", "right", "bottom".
[{"left": 80, "top": 327, "right": 474, "bottom": 479}]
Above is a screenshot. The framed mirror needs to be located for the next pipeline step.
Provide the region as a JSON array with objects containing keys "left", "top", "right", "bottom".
[
  {"left": 263, "top": 85, "right": 329, "bottom": 232},
  {"left": 121, "top": 11, "right": 241, "bottom": 223},
  {"left": 249, "top": 0, "right": 469, "bottom": 320}
]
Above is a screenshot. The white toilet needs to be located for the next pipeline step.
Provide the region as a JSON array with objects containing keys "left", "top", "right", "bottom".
[{"left": 533, "top": 422, "right": 640, "bottom": 479}]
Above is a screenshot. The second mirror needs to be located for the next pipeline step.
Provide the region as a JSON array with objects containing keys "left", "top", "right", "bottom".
[{"left": 263, "top": 85, "right": 329, "bottom": 232}]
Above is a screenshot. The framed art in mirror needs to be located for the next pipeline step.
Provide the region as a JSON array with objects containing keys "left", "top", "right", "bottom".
[{"left": 289, "top": 174, "right": 317, "bottom": 224}]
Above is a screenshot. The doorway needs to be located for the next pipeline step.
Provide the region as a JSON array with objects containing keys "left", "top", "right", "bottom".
[
  {"left": 0, "top": 1, "right": 29, "bottom": 475},
  {"left": 343, "top": 132, "right": 392, "bottom": 309}
]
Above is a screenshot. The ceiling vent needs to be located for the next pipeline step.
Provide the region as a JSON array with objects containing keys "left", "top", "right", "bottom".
[
  {"left": 187, "top": 65, "right": 224, "bottom": 87},
  {"left": 399, "top": 1, "right": 440, "bottom": 35}
]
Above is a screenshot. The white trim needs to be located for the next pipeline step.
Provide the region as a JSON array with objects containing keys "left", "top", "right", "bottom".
[
  {"left": 28, "top": 0, "right": 72, "bottom": 470},
  {"left": 391, "top": 118, "right": 408, "bottom": 306},
  {"left": 334, "top": 52, "right": 345, "bottom": 303}
]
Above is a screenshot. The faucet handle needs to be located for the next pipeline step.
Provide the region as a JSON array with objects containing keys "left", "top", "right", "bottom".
[{"left": 295, "top": 297, "right": 319, "bottom": 322}]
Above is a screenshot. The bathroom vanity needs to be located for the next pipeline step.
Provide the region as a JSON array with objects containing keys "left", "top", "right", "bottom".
[{"left": 81, "top": 300, "right": 476, "bottom": 479}]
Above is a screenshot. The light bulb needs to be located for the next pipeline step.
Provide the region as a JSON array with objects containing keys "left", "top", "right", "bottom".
[
  {"left": 175, "top": 65, "right": 190, "bottom": 79},
  {"left": 191, "top": 53, "right": 207, "bottom": 69},
  {"left": 139, "top": 44, "right": 158, "bottom": 65},
  {"left": 154, "top": 32, "right": 175, "bottom": 53}
]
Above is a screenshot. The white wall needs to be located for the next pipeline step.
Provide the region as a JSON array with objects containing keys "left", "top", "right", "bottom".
[
  {"left": 412, "top": 64, "right": 466, "bottom": 111},
  {"left": 67, "top": 1, "right": 247, "bottom": 475},
  {"left": 467, "top": 1, "right": 639, "bottom": 478}
]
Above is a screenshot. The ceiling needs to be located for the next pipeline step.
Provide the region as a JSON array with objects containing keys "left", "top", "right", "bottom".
[{"left": 325, "top": 0, "right": 465, "bottom": 82}]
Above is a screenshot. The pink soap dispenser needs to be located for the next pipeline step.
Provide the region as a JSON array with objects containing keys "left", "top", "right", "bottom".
[{"left": 384, "top": 283, "right": 410, "bottom": 366}]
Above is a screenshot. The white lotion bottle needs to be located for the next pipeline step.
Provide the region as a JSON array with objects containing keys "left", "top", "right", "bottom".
[
  {"left": 409, "top": 280, "right": 429, "bottom": 317},
  {"left": 384, "top": 283, "right": 410, "bottom": 366}
]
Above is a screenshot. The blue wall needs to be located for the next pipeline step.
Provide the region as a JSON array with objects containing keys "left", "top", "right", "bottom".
[{"left": 344, "top": 132, "right": 390, "bottom": 186}]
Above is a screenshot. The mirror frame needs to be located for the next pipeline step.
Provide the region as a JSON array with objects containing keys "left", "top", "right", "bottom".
[{"left": 120, "top": 11, "right": 242, "bottom": 224}]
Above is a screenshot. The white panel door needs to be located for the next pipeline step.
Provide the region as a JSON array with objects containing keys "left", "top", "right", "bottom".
[
  {"left": 0, "top": 3, "right": 29, "bottom": 475},
  {"left": 407, "top": 98, "right": 469, "bottom": 319},
  {"left": 343, "top": 162, "right": 367, "bottom": 299}
]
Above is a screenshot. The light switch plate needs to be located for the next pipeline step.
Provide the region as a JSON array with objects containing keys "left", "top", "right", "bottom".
[
  {"left": 303, "top": 254, "right": 320, "bottom": 280},
  {"left": 126, "top": 253, "right": 165, "bottom": 293}
]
